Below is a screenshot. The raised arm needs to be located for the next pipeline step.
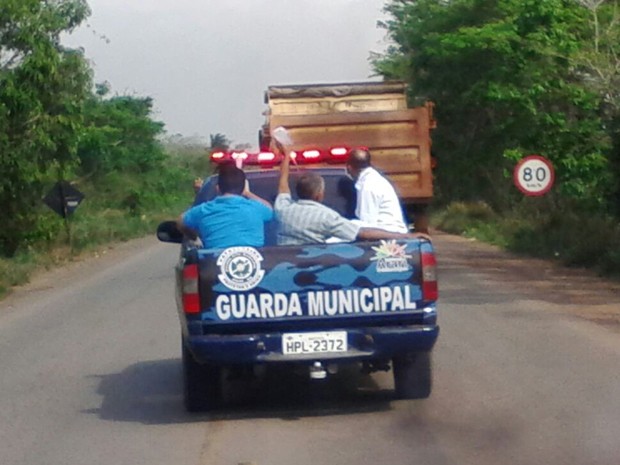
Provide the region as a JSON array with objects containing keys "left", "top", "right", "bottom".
[
  {"left": 276, "top": 141, "right": 291, "bottom": 195},
  {"left": 356, "top": 228, "right": 431, "bottom": 242}
]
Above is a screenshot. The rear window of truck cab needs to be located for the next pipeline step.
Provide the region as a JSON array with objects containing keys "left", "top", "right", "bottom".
[{"left": 194, "top": 168, "right": 357, "bottom": 220}]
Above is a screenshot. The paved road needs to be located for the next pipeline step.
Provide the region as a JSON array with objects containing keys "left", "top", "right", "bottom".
[{"left": 1, "top": 234, "right": 619, "bottom": 465}]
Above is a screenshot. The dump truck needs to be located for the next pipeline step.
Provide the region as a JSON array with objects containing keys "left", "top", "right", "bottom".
[{"left": 258, "top": 81, "right": 436, "bottom": 232}]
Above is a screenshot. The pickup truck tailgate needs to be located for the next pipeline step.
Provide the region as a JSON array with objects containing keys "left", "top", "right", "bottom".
[{"left": 195, "top": 239, "right": 434, "bottom": 330}]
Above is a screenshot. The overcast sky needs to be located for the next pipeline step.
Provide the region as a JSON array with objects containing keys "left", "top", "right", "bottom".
[{"left": 63, "top": 0, "right": 390, "bottom": 148}]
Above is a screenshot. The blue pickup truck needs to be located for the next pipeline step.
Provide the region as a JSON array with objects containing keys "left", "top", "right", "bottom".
[{"left": 157, "top": 167, "right": 439, "bottom": 411}]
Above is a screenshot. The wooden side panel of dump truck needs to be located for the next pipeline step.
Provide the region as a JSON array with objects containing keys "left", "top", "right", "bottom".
[{"left": 260, "top": 81, "right": 435, "bottom": 206}]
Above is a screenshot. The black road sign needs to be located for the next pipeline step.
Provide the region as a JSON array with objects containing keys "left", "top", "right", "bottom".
[{"left": 43, "top": 181, "right": 85, "bottom": 218}]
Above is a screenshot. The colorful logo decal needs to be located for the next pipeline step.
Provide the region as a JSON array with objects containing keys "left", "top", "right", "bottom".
[
  {"left": 371, "top": 240, "right": 411, "bottom": 273},
  {"left": 217, "top": 247, "right": 265, "bottom": 291}
]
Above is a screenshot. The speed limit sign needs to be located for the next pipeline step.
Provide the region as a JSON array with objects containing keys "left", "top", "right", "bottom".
[{"left": 513, "top": 155, "right": 555, "bottom": 196}]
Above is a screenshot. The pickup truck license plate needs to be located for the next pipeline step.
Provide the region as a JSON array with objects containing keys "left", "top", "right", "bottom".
[{"left": 282, "top": 331, "right": 347, "bottom": 355}]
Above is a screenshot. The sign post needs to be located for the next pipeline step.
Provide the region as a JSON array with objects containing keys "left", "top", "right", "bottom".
[
  {"left": 43, "top": 181, "right": 85, "bottom": 252},
  {"left": 513, "top": 155, "right": 555, "bottom": 196}
]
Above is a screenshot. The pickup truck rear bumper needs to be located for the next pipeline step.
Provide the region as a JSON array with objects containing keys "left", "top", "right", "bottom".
[{"left": 186, "top": 325, "right": 439, "bottom": 365}]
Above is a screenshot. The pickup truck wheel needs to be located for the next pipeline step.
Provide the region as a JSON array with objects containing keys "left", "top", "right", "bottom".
[
  {"left": 182, "top": 344, "right": 222, "bottom": 412},
  {"left": 392, "top": 352, "right": 432, "bottom": 400}
]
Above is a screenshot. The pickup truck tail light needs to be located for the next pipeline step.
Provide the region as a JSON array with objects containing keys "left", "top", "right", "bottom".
[
  {"left": 421, "top": 252, "right": 438, "bottom": 301},
  {"left": 182, "top": 264, "right": 200, "bottom": 314}
]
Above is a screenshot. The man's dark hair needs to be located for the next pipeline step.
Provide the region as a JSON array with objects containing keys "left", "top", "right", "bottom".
[
  {"left": 217, "top": 164, "right": 246, "bottom": 195},
  {"left": 296, "top": 172, "right": 325, "bottom": 200},
  {"left": 347, "top": 148, "right": 372, "bottom": 170}
]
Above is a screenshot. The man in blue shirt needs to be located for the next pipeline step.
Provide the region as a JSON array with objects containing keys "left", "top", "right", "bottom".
[{"left": 178, "top": 165, "right": 273, "bottom": 248}]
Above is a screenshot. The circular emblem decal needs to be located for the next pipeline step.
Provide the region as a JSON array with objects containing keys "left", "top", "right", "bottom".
[{"left": 217, "top": 247, "right": 265, "bottom": 291}]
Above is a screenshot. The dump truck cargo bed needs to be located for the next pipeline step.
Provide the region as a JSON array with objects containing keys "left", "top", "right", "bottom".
[{"left": 260, "top": 81, "right": 435, "bottom": 205}]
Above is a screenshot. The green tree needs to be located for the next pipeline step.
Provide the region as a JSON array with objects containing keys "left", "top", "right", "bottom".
[
  {"left": 374, "top": 0, "right": 613, "bottom": 211},
  {"left": 77, "top": 91, "right": 166, "bottom": 178},
  {"left": 571, "top": 0, "right": 620, "bottom": 212},
  {"left": 209, "top": 132, "right": 230, "bottom": 150},
  {"left": 0, "top": 0, "right": 92, "bottom": 256},
  {"left": 74, "top": 88, "right": 170, "bottom": 216}
]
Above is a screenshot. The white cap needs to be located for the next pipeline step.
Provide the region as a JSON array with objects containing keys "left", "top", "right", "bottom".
[{"left": 272, "top": 126, "right": 293, "bottom": 146}]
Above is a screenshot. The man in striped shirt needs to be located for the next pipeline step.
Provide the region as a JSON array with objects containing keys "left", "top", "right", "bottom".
[{"left": 274, "top": 146, "right": 428, "bottom": 246}]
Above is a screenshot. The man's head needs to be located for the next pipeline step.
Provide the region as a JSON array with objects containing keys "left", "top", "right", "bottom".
[
  {"left": 296, "top": 172, "right": 325, "bottom": 202},
  {"left": 346, "top": 148, "right": 372, "bottom": 180},
  {"left": 217, "top": 164, "right": 246, "bottom": 195}
]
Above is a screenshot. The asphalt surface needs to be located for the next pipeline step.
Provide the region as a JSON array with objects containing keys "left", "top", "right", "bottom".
[{"left": 0, "top": 233, "right": 619, "bottom": 465}]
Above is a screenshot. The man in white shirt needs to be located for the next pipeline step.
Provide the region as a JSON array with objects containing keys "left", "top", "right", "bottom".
[{"left": 346, "top": 148, "right": 408, "bottom": 233}]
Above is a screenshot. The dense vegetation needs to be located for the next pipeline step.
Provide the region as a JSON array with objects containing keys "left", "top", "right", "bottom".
[
  {"left": 0, "top": 0, "right": 209, "bottom": 295},
  {"left": 374, "top": 0, "right": 620, "bottom": 275}
]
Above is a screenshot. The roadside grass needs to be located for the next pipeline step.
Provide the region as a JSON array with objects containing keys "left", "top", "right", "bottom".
[
  {"left": 0, "top": 196, "right": 191, "bottom": 300},
  {"left": 0, "top": 152, "right": 206, "bottom": 300},
  {"left": 0, "top": 254, "right": 36, "bottom": 297},
  {"left": 432, "top": 201, "right": 620, "bottom": 278}
]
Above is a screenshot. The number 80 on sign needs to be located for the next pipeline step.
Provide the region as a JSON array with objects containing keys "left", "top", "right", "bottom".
[{"left": 513, "top": 155, "right": 555, "bottom": 196}]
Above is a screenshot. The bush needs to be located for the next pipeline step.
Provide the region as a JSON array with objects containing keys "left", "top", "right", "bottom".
[
  {"left": 433, "top": 201, "right": 620, "bottom": 277},
  {"left": 434, "top": 201, "right": 497, "bottom": 235},
  {"left": 508, "top": 210, "right": 620, "bottom": 269}
]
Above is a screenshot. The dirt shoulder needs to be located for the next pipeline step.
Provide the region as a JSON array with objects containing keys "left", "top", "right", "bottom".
[{"left": 434, "top": 230, "right": 620, "bottom": 330}]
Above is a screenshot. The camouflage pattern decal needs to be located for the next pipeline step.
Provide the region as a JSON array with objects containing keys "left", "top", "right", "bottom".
[{"left": 197, "top": 240, "right": 431, "bottom": 323}]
